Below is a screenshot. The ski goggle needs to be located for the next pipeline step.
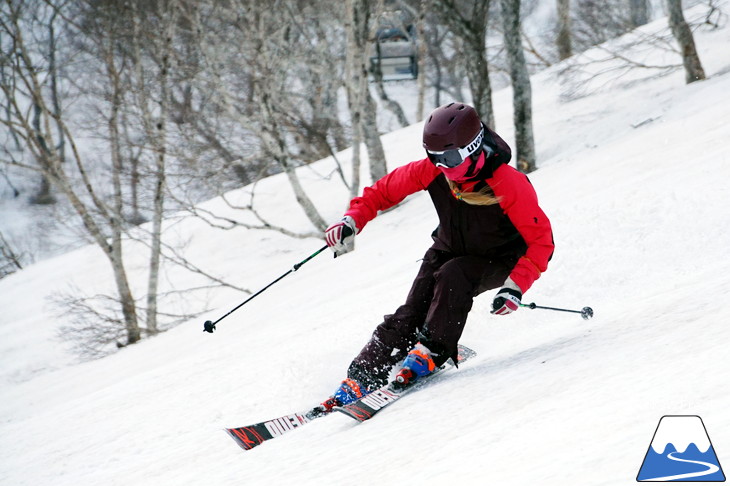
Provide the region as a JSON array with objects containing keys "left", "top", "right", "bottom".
[{"left": 426, "top": 128, "right": 484, "bottom": 168}]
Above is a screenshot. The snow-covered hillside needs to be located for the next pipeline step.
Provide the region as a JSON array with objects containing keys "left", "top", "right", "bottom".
[{"left": 2, "top": 5, "right": 730, "bottom": 485}]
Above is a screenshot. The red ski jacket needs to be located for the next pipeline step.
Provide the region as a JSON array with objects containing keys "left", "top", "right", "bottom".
[{"left": 344, "top": 157, "right": 554, "bottom": 293}]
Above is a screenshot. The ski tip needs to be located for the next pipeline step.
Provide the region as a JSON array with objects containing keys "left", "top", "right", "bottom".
[
  {"left": 455, "top": 344, "right": 477, "bottom": 364},
  {"left": 225, "top": 427, "right": 266, "bottom": 451}
]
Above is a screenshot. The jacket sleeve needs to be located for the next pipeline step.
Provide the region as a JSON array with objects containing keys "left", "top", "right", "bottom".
[
  {"left": 345, "top": 158, "right": 440, "bottom": 231},
  {"left": 491, "top": 166, "right": 554, "bottom": 293}
]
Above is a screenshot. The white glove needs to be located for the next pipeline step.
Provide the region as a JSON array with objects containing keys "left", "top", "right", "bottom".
[
  {"left": 491, "top": 278, "right": 523, "bottom": 316},
  {"left": 325, "top": 216, "right": 358, "bottom": 256}
]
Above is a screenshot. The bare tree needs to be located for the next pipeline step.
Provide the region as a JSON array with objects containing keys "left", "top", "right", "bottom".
[
  {"left": 169, "top": 0, "right": 352, "bottom": 225},
  {"left": 499, "top": 0, "right": 536, "bottom": 172},
  {"left": 0, "top": 230, "right": 23, "bottom": 278},
  {"left": 415, "top": 0, "right": 429, "bottom": 121},
  {"left": 433, "top": 0, "right": 495, "bottom": 127},
  {"left": 0, "top": 56, "right": 23, "bottom": 153},
  {"left": 128, "top": 0, "right": 180, "bottom": 334},
  {"left": 30, "top": 1, "right": 66, "bottom": 205},
  {"left": 665, "top": 0, "right": 706, "bottom": 83},
  {"left": 346, "top": 0, "right": 388, "bottom": 189},
  {"left": 0, "top": 0, "right": 219, "bottom": 349},
  {"left": 556, "top": 0, "right": 572, "bottom": 60},
  {"left": 239, "top": 0, "right": 331, "bottom": 229},
  {"left": 629, "top": 0, "right": 650, "bottom": 27},
  {"left": 0, "top": 0, "right": 143, "bottom": 344},
  {"left": 572, "top": 0, "right": 634, "bottom": 50},
  {"left": 421, "top": 20, "right": 468, "bottom": 107},
  {"left": 0, "top": 2, "right": 65, "bottom": 206}
]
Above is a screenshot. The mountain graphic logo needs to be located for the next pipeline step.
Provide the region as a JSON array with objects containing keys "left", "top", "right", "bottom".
[{"left": 637, "top": 415, "right": 726, "bottom": 482}]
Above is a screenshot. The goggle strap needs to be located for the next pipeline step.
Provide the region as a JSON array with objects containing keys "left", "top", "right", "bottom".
[{"left": 427, "top": 128, "right": 484, "bottom": 160}]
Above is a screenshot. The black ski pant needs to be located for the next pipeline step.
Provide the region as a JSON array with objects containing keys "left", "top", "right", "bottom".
[{"left": 347, "top": 247, "right": 518, "bottom": 388}]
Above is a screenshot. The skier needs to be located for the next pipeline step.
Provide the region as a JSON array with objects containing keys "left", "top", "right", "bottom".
[{"left": 321, "top": 102, "right": 554, "bottom": 410}]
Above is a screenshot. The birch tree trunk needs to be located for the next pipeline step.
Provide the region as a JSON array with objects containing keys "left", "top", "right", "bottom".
[
  {"left": 665, "top": 0, "right": 706, "bottom": 83},
  {"left": 465, "top": 0, "right": 494, "bottom": 128},
  {"left": 48, "top": 6, "right": 65, "bottom": 166},
  {"left": 345, "top": 0, "right": 363, "bottom": 198},
  {"left": 556, "top": 0, "right": 572, "bottom": 60},
  {"left": 102, "top": 23, "right": 138, "bottom": 343},
  {"left": 131, "top": 0, "right": 178, "bottom": 335},
  {"left": 30, "top": 102, "right": 56, "bottom": 204},
  {"left": 346, "top": 0, "right": 387, "bottom": 185},
  {"left": 416, "top": 0, "right": 429, "bottom": 121},
  {"left": 26, "top": 2, "right": 62, "bottom": 205},
  {"left": 362, "top": 89, "right": 388, "bottom": 183},
  {"left": 500, "top": 0, "right": 536, "bottom": 173}
]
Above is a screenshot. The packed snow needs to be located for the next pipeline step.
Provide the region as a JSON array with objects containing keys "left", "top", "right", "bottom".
[{"left": 1, "top": 5, "right": 729, "bottom": 485}]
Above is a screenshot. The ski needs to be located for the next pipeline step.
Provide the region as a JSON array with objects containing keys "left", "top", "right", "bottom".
[
  {"left": 225, "top": 406, "right": 329, "bottom": 451},
  {"left": 225, "top": 344, "right": 476, "bottom": 449},
  {"left": 334, "top": 344, "right": 476, "bottom": 422}
]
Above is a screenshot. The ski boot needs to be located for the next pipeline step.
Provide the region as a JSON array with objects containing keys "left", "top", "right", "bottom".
[
  {"left": 310, "top": 377, "right": 372, "bottom": 417},
  {"left": 394, "top": 343, "right": 436, "bottom": 386},
  {"left": 333, "top": 377, "right": 371, "bottom": 405}
]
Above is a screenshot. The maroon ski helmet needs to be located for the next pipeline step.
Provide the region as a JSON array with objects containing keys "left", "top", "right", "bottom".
[{"left": 422, "top": 103, "right": 482, "bottom": 152}]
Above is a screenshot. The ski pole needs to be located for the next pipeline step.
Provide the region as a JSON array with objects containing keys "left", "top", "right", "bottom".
[
  {"left": 520, "top": 302, "right": 594, "bottom": 320},
  {"left": 203, "top": 244, "right": 329, "bottom": 333}
]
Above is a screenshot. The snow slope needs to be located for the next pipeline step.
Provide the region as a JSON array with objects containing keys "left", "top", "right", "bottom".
[{"left": 2, "top": 6, "right": 730, "bottom": 485}]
